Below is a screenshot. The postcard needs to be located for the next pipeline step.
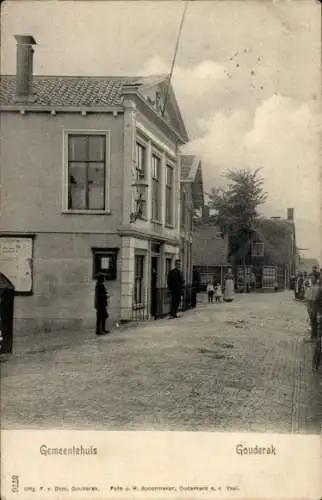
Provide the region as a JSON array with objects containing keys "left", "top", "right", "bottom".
[{"left": 0, "top": 1, "right": 321, "bottom": 499}]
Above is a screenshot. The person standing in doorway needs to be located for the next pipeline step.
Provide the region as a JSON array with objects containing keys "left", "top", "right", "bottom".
[
  {"left": 95, "top": 273, "right": 110, "bottom": 335},
  {"left": 167, "top": 260, "right": 184, "bottom": 318}
]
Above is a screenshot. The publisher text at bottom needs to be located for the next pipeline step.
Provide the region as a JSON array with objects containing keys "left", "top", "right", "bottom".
[{"left": 110, "top": 485, "right": 240, "bottom": 493}]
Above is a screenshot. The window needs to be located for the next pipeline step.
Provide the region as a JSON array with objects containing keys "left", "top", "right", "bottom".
[
  {"left": 165, "top": 165, "right": 174, "bottom": 226},
  {"left": 92, "top": 248, "right": 118, "bottom": 280},
  {"left": 135, "top": 142, "right": 147, "bottom": 218},
  {"left": 262, "top": 266, "right": 277, "bottom": 289},
  {"left": 251, "top": 242, "right": 264, "bottom": 257},
  {"left": 152, "top": 154, "right": 161, "bottom": 221},
  {"left": 67, "top": 134, "right": 107, "bottom": 211},
  {"left": 134, "top": 255, "right": 145, "bottom": 307},
  {"left": 136, "top": 143, "right": 146, "bottom": 180}
]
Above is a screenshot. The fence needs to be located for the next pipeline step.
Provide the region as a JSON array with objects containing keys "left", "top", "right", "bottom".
[
  {"left": 194, "top": 264, "right": 289, "bottom": 292},
  {"left": 129, "top": 285, "right": 197, "bottom": 322}
]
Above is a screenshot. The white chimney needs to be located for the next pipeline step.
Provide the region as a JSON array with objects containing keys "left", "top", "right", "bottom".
[{"left": 14, "top": 35, "right": 37, "bottom": 101}]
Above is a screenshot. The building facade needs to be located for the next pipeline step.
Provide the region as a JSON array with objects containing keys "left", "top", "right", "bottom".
[
  {"left": 0, "top": 35, "right": 190, "bottom": 333},
  {"left": 180, "top": 155, "right": 204, "bottom": 286}
]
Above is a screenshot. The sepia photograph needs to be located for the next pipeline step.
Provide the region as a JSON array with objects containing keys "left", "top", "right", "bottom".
[{"left": 0, "top": 1, "right": 321, "bottom": 492}]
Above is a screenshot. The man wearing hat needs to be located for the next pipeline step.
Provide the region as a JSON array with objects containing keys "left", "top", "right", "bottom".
[
  {"left": 167, "top": 260, "right": 184, "bottom": 319},
  {"left": 94, "top": 273, "right": 110, "bottom": 335}
]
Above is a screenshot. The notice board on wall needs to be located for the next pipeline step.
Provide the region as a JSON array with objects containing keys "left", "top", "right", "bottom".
[{"left": 0, "top": 236, "right": 33, "bottom": 294}]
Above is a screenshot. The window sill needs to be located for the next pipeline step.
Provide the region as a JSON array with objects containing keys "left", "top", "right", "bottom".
[
  {"left": 165, "top": 224, "right": 175, "bottom": 229},
  {"left": 62, "top": 209, "right": 111, "bottom": 215}
]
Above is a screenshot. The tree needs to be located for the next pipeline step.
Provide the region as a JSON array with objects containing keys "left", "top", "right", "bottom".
[{"left": 208, "top": 168, "right": 267, "bottom": 264}]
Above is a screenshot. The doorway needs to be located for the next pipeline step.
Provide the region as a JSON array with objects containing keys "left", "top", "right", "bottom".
[{"left": 150, "top": 256, "right": 158, "bottom": 318}]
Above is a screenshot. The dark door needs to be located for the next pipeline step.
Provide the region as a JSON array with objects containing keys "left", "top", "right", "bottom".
[{"left": 150, "top": 257, "right": 158, "bottom": 318}]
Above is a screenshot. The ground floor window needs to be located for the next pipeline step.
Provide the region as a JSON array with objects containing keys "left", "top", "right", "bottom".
[
  {"left": 134, "top": 254, "right": 145, "bottom": 307},
  {"left": 262, "top": 266, "right": 277, "bottom": 288}
]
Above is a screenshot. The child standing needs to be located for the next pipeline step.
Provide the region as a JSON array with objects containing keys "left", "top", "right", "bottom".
[
  {"left": 214, "top": 282, "right": 223, "bottom": 302},
  {"left": 207, "top": 282, "right": 215, "bottom": 303}
]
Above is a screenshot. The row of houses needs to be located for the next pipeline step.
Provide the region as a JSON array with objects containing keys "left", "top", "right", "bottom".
[
  {"left": 0, "top": 34, "right": 299, "bottom": 336},
  {"left": 0, "top": 34, "right": 204, "bottom": 334},
  {"left": 193, "top": 206, "right": 298, "bottom": 291}
]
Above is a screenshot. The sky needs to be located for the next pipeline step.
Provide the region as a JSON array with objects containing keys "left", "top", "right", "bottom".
[{"left": 1, "top": 0, "right": 321, "bottom": 261}]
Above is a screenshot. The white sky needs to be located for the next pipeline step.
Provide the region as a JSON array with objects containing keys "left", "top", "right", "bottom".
[{"left": 1, "top": 0, "right": 321, "bottom": 260}]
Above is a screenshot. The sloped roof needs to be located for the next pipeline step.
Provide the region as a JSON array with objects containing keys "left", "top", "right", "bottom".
[
  {"left": 192, "top": 225, "right": 229, "bottom": 266},
  {"left": 0, "top": 74, "right": 164, "bottom": 107},
  {"left": 232, "top": 217, "right": 295, "bottom": 265},
  {"left": 180, "top": 155, "right": 204, "bottom": 209},
  {"left": 180, "top": 155, "right": 195, "bottom": 181}
]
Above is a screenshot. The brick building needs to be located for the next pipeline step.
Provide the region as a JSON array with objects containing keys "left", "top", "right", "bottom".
[{"left": 0, "top": 35, "right": 190, "bottom": 333}]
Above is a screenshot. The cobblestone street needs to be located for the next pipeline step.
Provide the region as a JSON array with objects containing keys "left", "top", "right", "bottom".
[{"left": 1, "top": 291, "right": 321, "bottom": 433}]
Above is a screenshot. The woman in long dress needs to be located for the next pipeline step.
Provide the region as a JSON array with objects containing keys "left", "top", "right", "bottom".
[{"left": 223, "top": 269, "right": 235, "bottom": 302}]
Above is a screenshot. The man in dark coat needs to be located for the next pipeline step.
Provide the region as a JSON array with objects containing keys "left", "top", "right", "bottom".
[
  {"left": 95, "top": 274, "right": 110, "bottom": 335},
  {"left": 191, "top": 268, "right": 200, "bottom": 308},
  {"left": 167, "top": 260, "right": 184, "bottom": 318}
]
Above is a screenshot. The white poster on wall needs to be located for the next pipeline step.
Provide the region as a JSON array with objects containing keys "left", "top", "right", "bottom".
[
  {"left": 0, "top": 237, "right": 33, "bottom": 292},
  {"left": 101, "top": 257, "right": 110, "bottom": 270}
]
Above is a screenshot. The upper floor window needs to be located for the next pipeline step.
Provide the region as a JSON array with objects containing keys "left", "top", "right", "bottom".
[
  {"left": 165, "top": 164, "right": 174, "bottom": 227},
  {"left": 134, "top": 142, "right": 147, "bottom": 219},
  {"left": 152, "top": 154, "right": 161, "bottom": 221},
  {"left": 136, "top": 142, "right": 146, "bottom": 180},
  {"left": 66, "top": 133, "right": 109, "bottom": 212},
  {"left": 251, "top": 242, "right": 264, "bottom": 257}
]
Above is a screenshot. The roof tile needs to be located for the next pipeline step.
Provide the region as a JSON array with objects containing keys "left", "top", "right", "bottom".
[{"left": 0, "top": 75, "right": 154, "bottom": 107}]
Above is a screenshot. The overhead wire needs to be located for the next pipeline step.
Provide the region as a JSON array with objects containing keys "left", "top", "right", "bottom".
[{"left": 161, "top": 1, "right": 189, "bottom": 116}]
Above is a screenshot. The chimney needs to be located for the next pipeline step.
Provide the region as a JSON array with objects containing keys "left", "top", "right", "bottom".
[
  {"left": 287, "top": 208, "right": 294, "bottom": 221},
  {"left": 14, "top": 35, "right": 37, "bottom": 101}
]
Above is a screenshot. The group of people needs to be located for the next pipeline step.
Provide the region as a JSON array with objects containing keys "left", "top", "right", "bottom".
[
  {"left": 206, "top": 270, "right": 235, "bottom": 304},
  {"left": 294, "top": 272, "right": 310, "bottom": 301}
]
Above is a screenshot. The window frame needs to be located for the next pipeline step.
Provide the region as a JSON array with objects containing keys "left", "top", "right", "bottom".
[
  {"left": 165, "top": 162, "right": 175, "bottom": 228},
  {"left": 92, "top": 247, "right": 119, "bottom": 280},
  {"left": 135, "top": 139, "right": 148, "bottom": 220},
  {"left": 135, "top": 141, "right": 146, "bottom": 181},
  {"left": 63, "top": 130, "right": 111, "bottom": 214},
  {"left": 151, "top": 151, "right": 161, "bottom": 222},
  {"left": 251, "top": 242, "right": 265, "bottom": 257}
]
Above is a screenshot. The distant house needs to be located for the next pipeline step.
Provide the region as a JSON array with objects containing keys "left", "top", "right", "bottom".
[
  {"left": 192, "top": 206, "right": 297, "bottom": 290},
  {"left": 192, "top": 206, "right": 230, "bottom": 289},
  {"left": 233, "top": 209, "right": 297, "bottom": 289},
  {"left": 0, "top": 35, "right": 191, "bottom": 333}
]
